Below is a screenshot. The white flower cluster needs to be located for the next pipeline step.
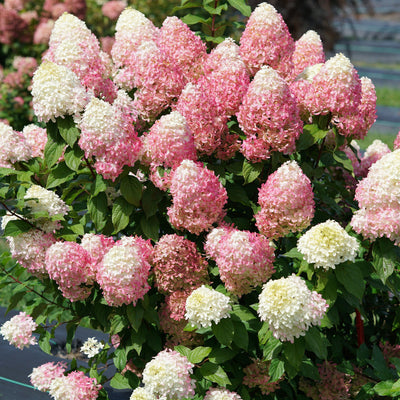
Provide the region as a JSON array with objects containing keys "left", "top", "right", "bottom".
[
  {"left": 130, "top": 387, "right": 156, "bottom": 400},
  {"left": 24, "top": 185, "right": 70, "bottom": 218},
  {"left": 258, "top": 274, "right": 328, "bottom": 342},
  {"left": 204, "top": 388, "right": 243, "bottom": 400},
  {"left": 185, "top": 285, "right": 232, "bottom": 328},
  {"left": 142, "top": 349, "right": 195, "bottom": 400},
  {"left": 0, "top": 312, "right": 38, "bottom": 350},
  {"left": 297, "top": 220, "right": 359, "bottom": 269},
  {"left": 80, "top": 337, "right": 104, "bottom": 358},
  {"left": 31, "top": 61, "right": 89, "bottom": 122}
]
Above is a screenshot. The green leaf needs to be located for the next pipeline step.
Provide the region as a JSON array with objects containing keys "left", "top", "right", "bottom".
[
  {"left": 335, "top": 262, "right": 365, "bottom": 301},
  {"left": 65, "top": 322, "right": 77, "bottom": 353},
  {"left": 39, "top": 330, "right": 52, "bottom": 354},
  {"left": 232, "top": 319, "right": 248, "bottom": 350},
  {"left": 120, "top": 175, "right": 142, "bottom": 206},
  {"left": 300, "top": 359, "right": 320, "bottom": 380},
  {"left": 296, "top": 123, "right": 327, "bottom": 151},
  {"left": 112, "top": 197, "right": 134, "bottom": 233},
  {"left": 64, "top": 144, "right": 84, "bottom": 171},
  {"left": 227, "top": 0, "right": 251, "bottom": 16},
  {"left": 262, "top": 334, "right": 283, "bottom": 360},
  {"left": 92, "top": 174, "right": 107, "bottom": 197},
  {"left": 126, "top": 304, "right": 144, "bottom": 332},
  {"left": 332, "top": 150, "right": 353, "bottom": 172},
  {"left": 175, "top": 345, "right": 192, "bottom": 359},
  {"left": 181, "top": 14, "right": 211, "bottom": 25},
  {"left": 44, "top": 121, "right": 65, "bottom": 168},
  {"left": 305, "top": 327, "right": 328, "bottom": 359},
  {"left": 203, "top": 2, "right": 228, "bottom": 14},
  {"left": 242, "top": 160, "right": 263, "bottom": 184},
  {"left": 110, "top": 315, "right": 126, "bottom": 335},
  {"left": 283, "top": 247, "right": 304, "bottom": 260},
  {"left": 46, "top": 162, "right": 75, "bottom": 189},
  {"left": 189, "top": 346, "right": 212, "bottom": 363},
  {"left": 372, "top": 238, "right": 399, "bottom": 284},
  {"left": 110, "top": 373, "right": 131, "bottom": 389},
  {"left": 142, "top": 185, "right": 163, "bottom": 218},
  {"left": 3, "top": 219, "right": 32, "bottom": 237},
  {"left": 88, "top": 193, "right": 108, "bottom": 231},
  {"left": 140, "top": 215, "right": 159, "bottom": 241},
  {"left": 6, "top": 291, "right": 25, "bottom": 314},
  {"left": 200, "top": 362, "right": 231, "bottom": 386},
  {"left": 374, "top": 380, "right": 400, "bottom": 396},
  {"left": 283, "top": 338, "right": 305, "bottom": 370},
  {"left": 269, "top": 358, "right": 285, "bottom": 382},
  {"left": 226, "top": 182, "right": 250, "bottom": 205},
  {"left": 57, "top": 115, "right": 80, "bottom": 147},
  {"left": 212, "top": 318, "right": 234, "bottom": 346},
  {"left": 231, "top": 304, "right": 257, "bottom": 322},
  {"left": 208, "top": 348, "right": 237, "bottom": 364}
]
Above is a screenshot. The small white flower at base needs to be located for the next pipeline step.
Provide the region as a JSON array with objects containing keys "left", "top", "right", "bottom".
[
  {"left": 130, "top": 387, "right": 156, "bottom": 400},
  {"left": 185, "top": 285, "right": 232, "bottom": 328},
  {"left": 80, "top": 337, "right": 104, "bottom": 358},
  {"left": 297, "top": 220, "right": 359, "bottom": 270},
  {"left": 204, "top": 387, "right": 243, "bottom": 400}
]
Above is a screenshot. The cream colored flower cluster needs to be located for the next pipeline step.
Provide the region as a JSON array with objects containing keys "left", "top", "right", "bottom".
[
  {"left": 297, "top": 220, "right": 359, "bottom": 269},
  {"left": 258, "top": 275, "right": 328, "bottom": 342},
  {"left": 185, "top": 285, "right": 232, "bottom": 328}
]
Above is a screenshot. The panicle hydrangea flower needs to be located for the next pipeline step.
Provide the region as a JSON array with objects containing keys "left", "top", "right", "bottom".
[
  {"left": 197, "top": 57, "right": 250, "bottom": 117},
  {"left": 300, "top": 53, "right": 362, "bottom": 118},
  {"left": 78, "top": 90, "right": 141, "bottom": 180},
  {"left": 243, "top": 359, "right": 282, "bottom": 395},
  {"left": 237, "top": 66, "right": 303, "bottom": 162},
  {"left": 394, "top": 130, "right": 400, "bottom": 150},
  {"left": 80, "top": 233, "right": 115, "bottom": 266},
  {"left": 21, "top": 124, "right": 47, "bottom": 158},
  {"left": 45, "top": 241, "right": 93, "bottom": 301},
  {"left": 0, "top": 311, "right": 37, "bottom": 350},
  {"left": 176, "top": 82, "right": 235, "bottom": 159},
  {"left": 297, "top": 220, "right": 359, "bottom": 270},
  {"left": 30, "top": 361, "right": 67, "bottom": 392},
  {"left": 31, "top": 61, "right": 89, "bottom": 122},
  {"left": 33, "top": 19, "right": 54, "bottom": 45},
  {"left": 203, "top": 225, "right": 234, "bottom": 260},
  {"left": 49, "top": 371, "right": 101, "bottom": 400},
  {"left": 159, "top": 293, "right": 203, "bottom": 347},
  {"left": 24, "top": 185, "right": 69, "bottom": 218},
  {"left": 141, "top": 111, "right": 197, "bottom": 189},
  {"left": 112, "top": 7, "right": 159, "bottom": 69},
  {"left": 157, "top": 16, "right": 207, "bottom": 83},
  {"left": 204, "top": 38, "right": 242, "bottom": 74},
  {"left": 142, "top": 349, "right": 195, "bottom": 400},
  {"left": 130, "top": 387, "right": 157, "bottom": 400},
  {"left": 185, "top": 285, "right": 232, "bottom": 328},
  {"left": 351, "top": 149, "right": 400, "bottom": 245},
  {"left": 151, "top": 234, "right": 209, "bottom": 294},
  {"left": 255, "top": 161, "right": 315, "bottom": 239},
  {"left": 258, "top": 274, "right": 328, "bottom": 342},
  {"left": 205, "top": 228, "right": 275, "bottom": 297},
  {"left": 0, "top": 122, "right": 31, "bottom": 167},
  {"left": 239, "top": 2, "right": 294, "bottom": 78},
  {"left": 44, "top": 13, "right": 116, "bottom": 102},
  {"left": 353, "top": 139, "right": 391, "bottom": 177},
  {"left": 167, "top": 160, "right": 228, "bottom": 234},
  {"left": 132, "top": 40, "right": 185, "bottom": 121},
  {"left": 290, "top": 30, "right": 325, "bottom": 80},
  {"left": 102, "top": 0, "right": 126, "bottom": 20},
  {"left": 4, "top": 227, "right": 56, "bottom": 276},
  {"left": 80, "top": 337, "right": 104, "bottom": 358},
  {"left": 203, "top": 388, "right": 242, "bottom": 400},
  {"left": 299, "top": 361, "right": 351, "bottom": 400},
  {"left": 96, "top": 236, "right": 152, "bottom": 306},
  {"left": 334, "top": 77, "right": 377, "bottom": 140}
]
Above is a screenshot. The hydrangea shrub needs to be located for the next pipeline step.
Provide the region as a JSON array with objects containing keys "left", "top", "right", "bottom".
[{"left": 1, "top": 2, "right": 400, "bottom": 400}]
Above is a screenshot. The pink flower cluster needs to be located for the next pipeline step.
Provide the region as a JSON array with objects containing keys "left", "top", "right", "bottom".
[
  {"left": 351, "top": 149, "right": 400, "bottom": 245},
  {"left": 45, "top": 241, "right": 94, "bottom": 301},
  {"left": 299, "top": 361, "right": 351, "bottom": 400},
  {"left": 30, "top": 361, "right": 67, "bottom": 392},
  {"left": 0, "top": 311, "right": 37, "bottom": 350},
  {"left": 152, "top": 234, "right": 209, "bottom": 294},
  {"left": 205, "top": 227, "right": 275, "bottom": 297},
  {"left": 0, "top": 121, "right": 31, "bottom": 167},
  {"left": 168, "top": 160, "right": 228, "bottom": 234},
  {"left": 394, "top": 130, "right": 400, "bottom": 150},
  {"left": 0, "top": 4, "right": 31, "bottom": 45},
  {"left": 243, "top": 359, "right": 282, "bottom": 395},
  {"left": 256, "top": 161, "right": 315, "bottom": 239},
  {"left": 22, "top": 124, "right": 48, "bottom": 158},
  {"left": 239, "top": 2, "right": 294, "bottom": 78},
  {"left": 96, "top": 236, "right": 152, "bottom": 306},
  {"left": 237, "top": 66, "right": 303, "bottom": 162},
  {"left": 2, "top": 56, "right": 37, "bottom": 89},
  {"left": 102, "top": 1, "right": 126, "bottom": 21},
  {"left": 78, "top": 91, "right": 142, "bottom": 180},
  {"left": 48, "top": 370, "right": 101, "bottom": 400}
]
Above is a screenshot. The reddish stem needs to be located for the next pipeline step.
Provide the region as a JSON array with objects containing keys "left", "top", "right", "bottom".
[{"left": 355, "top": 308, "right": 365, "bottom": 347}]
